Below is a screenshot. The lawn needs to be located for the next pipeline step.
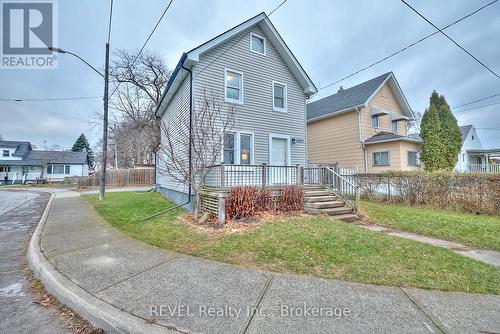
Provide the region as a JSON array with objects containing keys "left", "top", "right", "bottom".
[
  {"left": 84, "top": 192, "right": 500, "bottom": 294},
  {"left": 361, "top": 201, "right": 500, "bottom": 251}
]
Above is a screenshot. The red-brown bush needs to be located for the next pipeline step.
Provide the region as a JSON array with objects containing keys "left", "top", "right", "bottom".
[{"left": 276, "top": 185, "right": 304, "bottom": 212}]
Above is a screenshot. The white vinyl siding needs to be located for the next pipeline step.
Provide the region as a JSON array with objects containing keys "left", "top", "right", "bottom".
[{"left": 373, "top": 151, "right": 390, "bottom": 166}]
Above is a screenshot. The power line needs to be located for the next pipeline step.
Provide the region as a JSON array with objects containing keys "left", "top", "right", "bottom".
[
  {"left": 193, "top": 0, "right": 288, "bottom": 80},
  {"left": 452, "top": 91, "right": 500, "bottom": 109},
  {"left": 453, "top": 100, "right": 500, "bottom": 113},
  {"left": 317, "top": 0, "right": 497, "bottom": 92},
  {"left": 0, "top": 96, "right": 101, "bottom": 102},
  {"left": 108, "top": 0, "right": 174, "bottom": 99},
  {"left": 3, "top": 100, "right": 98, "bottom": 123},
  {"left": 402, "top": 0, "right": 500, "bottom": 80}
]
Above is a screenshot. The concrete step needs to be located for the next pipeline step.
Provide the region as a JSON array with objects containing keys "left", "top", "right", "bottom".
[
  {"left": 304, "top": 195, "right": 338, "bottom": 203},
  {"left": 305, "top": 206, "right": 354, "bottom": 216},
  {"left": 304, "top": 190, "right": 331, "bottom": 197},
  {"left": 305, "top": 201, "right": 345, "bottom": 209},
  {"left": 331, "top": 213, "right": 358, "bottom": 223},
  {"left": 304, "top": 185, "right": 324, "bottom": 190}
]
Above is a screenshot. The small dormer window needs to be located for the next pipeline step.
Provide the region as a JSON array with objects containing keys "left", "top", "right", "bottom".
[
  {"left": 472, "top": 135, "right": 474, "bottom": 140},
  {"left": 3, "top": 150, "right": 9, "bottom": 157},
  {"left": 250, "top": 33, "right": 265, "bottom": 55}
]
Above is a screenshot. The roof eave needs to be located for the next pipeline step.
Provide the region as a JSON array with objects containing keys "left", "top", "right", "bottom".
[
  {"left": 307, "top": 104, "right": 364, "bottom": 123},
  {"left": 364, "top": 137, "right": 423, "bottom": 145}
]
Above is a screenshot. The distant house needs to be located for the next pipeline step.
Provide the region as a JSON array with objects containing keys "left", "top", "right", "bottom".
[
  {"left": 307, "top": 72, "right": 422, "bottom": 173},
  {"left": 455, "top": 125, "right": 500, "bottom": 173},
  {"left": 0, "top": 140, "right": 89, "bottom": 184}
]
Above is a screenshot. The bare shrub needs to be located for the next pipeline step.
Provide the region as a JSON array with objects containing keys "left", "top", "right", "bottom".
[{"left": 277, "top": 185, "right": 304, "bottom": 212}]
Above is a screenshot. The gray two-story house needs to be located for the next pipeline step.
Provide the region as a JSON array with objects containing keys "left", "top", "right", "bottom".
[{"left": 156, "top": 12, "right": 317, "bottom": 211}]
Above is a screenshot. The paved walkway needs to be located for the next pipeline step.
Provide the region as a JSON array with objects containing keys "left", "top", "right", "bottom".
[
  {"left": 360, "top": 224, "right": 500, "bottom": 267},
  {"left": 0, "top": 190, "right": 70, "bottom": 334},
  {"left": 32, "top": 190, "right": 500, "bottom": 334}
]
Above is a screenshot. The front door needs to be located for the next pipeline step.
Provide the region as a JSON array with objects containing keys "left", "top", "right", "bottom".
[{"left": 270, "top": 136, "right": 290, "bottom": 184}]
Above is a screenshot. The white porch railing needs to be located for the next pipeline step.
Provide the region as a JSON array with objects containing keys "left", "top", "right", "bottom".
[{"left": 468, "top": 164, "right": 500, "bottom": 173}]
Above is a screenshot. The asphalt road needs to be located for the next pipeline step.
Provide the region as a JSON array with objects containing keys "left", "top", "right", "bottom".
[{"left": 0, "top": 190, "right": 70, "bottom": 334}]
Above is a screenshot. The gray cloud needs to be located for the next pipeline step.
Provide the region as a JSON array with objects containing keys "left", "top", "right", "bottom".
[{"left": 1, "top": 0, "right": 498, "bottom": 149}]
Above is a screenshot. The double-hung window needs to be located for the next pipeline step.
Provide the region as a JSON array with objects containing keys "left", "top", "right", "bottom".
[
  {"left": 272, "top": 81, "right": 287, "bottom": 112},
  {"left": 373, "top": 151, "right": 389, "bottom": 166},
  {"left": 2, "top": 150, "right": 9, "bottom": 157},
  {"left": 392, "top": 120, "right": 398, "bottom": 133},
  {"left": 250, "top": 33, "right": 265, "bottom": 55},
  {"left": 224, "top": 69, "right": 243, "bottom": 104},
  {"left": 371, "top": 115, "right": 379, "bottom": 128},
  {"left": 222, "top": 132, "right": 253, "bottom": 165},
  {"left": 223, "top": 133, "right": 236, "bottom": 164},
  {"left": 408, "top": 151, "right": 420, "bottom": 166}
]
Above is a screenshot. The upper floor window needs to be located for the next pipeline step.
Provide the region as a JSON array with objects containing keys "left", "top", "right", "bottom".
[
  {"left": 250, "top": 33, "right": 265, "bottom": 55},
  {"left": 224, "top": 69, "right": 243, "bottom": 104},
  {"left": 392, "top": 120, "right": 398, "bottom": 133},
  {"left": 373, "top": 151, "right": 389, "bottom": 166},
  {"left": 371, "top": 115, "right": 379, "bottom": 128},
  {"left": 2, "top": 150, "right": 9, "bottom": 157},
  {"left": 272, "top": 81, "right": 287, "bottom": 112},
  {"left": 408, "top": 151, "right": 421, "bottom": 166},
  {"left": 472, "top": 135, "right": 474, "bottom": 140}
]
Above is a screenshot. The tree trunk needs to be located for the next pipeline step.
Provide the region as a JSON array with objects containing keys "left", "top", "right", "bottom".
[{"left": 194, "top": 191, "right": 201, "bottom": 220}]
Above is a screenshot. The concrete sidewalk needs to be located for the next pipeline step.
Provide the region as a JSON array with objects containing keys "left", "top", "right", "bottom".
[{"left": 29, "top": 190, "right": 500, "bottom": 334}]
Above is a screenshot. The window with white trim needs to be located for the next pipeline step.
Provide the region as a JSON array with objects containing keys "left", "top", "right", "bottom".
[
  {"left": 408, "top": 151, "right": 420, "bottom": 166},
  {"left": 222, "top": 132, "right": 253, "bottom": 164},
  {"left": 371, "top": 115, "right": 379, "bottom": 128},
  {"left": 223, "top": 133, "right": 235, "bottom": 164},
  {"left": 373, "top": 151, "right": 389, "bottom": 166},
  {"left": 272, "top": 81, "right": 287, "bottom": 112},
  {"left": 250, "top": 33, "right": 265, "bottom": 55},
  {"left": 224, "top": 69, "right": 243, "bottom": 104},
  {"left": 47, "top": 164, "right": 71, "bottom": 175},
  {"left": 2, "top": 150, "right": 9, "bottom": 157}
]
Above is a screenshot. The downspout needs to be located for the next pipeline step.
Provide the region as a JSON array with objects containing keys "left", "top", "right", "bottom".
[
  {"left": 356, "top": 107, "right": 368, "bottom": 173},
  {"left": 141, "top": 64, "right": 193, "bottom": 221}
]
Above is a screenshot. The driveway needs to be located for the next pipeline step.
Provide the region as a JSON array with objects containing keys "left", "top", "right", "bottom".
[{"left": 0, "top": 190, "right": 70, "bottom": 334}]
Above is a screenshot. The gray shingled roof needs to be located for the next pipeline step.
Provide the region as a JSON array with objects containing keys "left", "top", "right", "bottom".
[
  {"left": 459, "top": 125, "right": 472, "bottom": 145},
  {"left": 307, "top": 72, "right": 392, "bottom": 121},
  {"left": 0, "top": 140, "right": 31, "bottom": 157},
  {"left": 26, "top": 150, "right": 88, "bottom": 164},
  {"left": 364, "top": 131, "right": 422, "bottom": 144}
]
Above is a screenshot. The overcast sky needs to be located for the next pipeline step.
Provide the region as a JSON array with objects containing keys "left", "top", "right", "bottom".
[{"left": 1, "top": 0, "right": 499, "bottom": 149}]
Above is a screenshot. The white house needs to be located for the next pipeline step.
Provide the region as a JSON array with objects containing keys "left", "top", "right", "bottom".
[
  {"left": 155, "top": 12, "right": 317, "bottom": 210},
  {"left": 455, "top": 125, "right": 500, "bottom": 173},
  {"left": 0, "top": 140, "right": 90, "bottom": 184}
]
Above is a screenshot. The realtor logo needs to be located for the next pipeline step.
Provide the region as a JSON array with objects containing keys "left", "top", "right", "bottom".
[{"left": 1, "top": 0, "right": 58, "bottom": 69}]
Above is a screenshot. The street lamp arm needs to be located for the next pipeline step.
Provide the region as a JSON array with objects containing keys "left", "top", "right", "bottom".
[{"left": 48, "top": 47, "right": 104, "bottom": 78}]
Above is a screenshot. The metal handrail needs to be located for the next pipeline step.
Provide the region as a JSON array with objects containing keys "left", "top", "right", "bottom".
[{"left": 324, "top": 167, "right": 360, "bottom": 211}]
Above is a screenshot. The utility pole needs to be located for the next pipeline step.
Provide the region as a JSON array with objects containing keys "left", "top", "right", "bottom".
[{"left": 99, "top": 42, "right": 110, "bottom": 200}]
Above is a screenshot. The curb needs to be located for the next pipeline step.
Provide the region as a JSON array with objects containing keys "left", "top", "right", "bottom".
[{"left": 27, "top": 191, "right": 176, "bottom": 334}]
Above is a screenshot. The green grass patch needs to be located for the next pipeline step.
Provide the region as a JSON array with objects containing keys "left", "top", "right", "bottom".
[
  {"left": 84, "top": 192, "right": 500, "bottom": 294},
  {"left": 361, "top": 201, "right": 500, "bottom": 251}
]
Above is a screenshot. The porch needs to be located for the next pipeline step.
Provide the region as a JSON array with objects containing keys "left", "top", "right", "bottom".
[
  {"left": 467, "top": 148, "right": 500, "bottom": 173},
  {"left": 201, "top": 164, "right": 359, "bottom": 222},
  {"left": 0, "top": 164, "right": 43, "bottom": 184}
]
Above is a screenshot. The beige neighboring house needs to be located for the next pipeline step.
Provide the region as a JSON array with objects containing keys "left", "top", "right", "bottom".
[{"left": 307, "top": 72, "right": 422, "bottom": 173}]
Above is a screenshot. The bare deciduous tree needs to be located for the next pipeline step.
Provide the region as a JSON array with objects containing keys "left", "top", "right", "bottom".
[
  {"left": 158, "top": 90, "right": 236, "bottom": 217},
  {"left": 109, "top": 49, "right": 171, "bottom": 166}
]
